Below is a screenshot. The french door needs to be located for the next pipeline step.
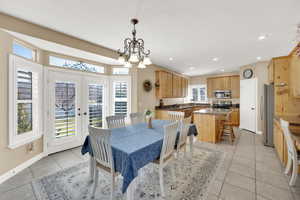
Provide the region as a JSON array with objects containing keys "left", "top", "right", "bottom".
[{"left": 46, "top": 69, "right": 107, "bottom": 154}]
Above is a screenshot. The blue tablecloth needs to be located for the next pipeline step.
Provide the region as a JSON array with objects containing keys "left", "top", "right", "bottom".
[{"left": 81, "top": 120, "right": 197, "bottom": 193}]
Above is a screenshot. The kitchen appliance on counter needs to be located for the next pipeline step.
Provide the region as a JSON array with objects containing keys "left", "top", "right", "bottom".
[
  {"left": 212, "top": 100, "right": 232, "bottom": 109},
  {"left": 214, "top": 90, "right": 232, "bottom": 99},
  {"left": 263, "top": 84, "right": 274, "bottom": 147}
]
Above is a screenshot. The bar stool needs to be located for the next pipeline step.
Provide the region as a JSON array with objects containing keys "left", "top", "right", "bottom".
[{"left": 219, "top": 111, "right": 235, "bottom": 144}]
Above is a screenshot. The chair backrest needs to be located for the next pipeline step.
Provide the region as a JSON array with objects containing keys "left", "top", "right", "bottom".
[
  {"left": 88, "top": 126, "right": 114, "bottom": 171},
  {"left": 280, "top": 119, "right": 298, "bottom": 160},
  {"left": 168, "top": 111, "right": 184, "bottom": 122},
  {"left": 130, "top": 112, "right": 145, "bottom": 125},
  {"left": 178, "top": 116, "right": 192, "bottom": 147},
  {"left": 160, "top": 121, "right": 179, "bottom": 162},
  {"left": 106, "top": 115, "right": 126, "bottom": 129}
]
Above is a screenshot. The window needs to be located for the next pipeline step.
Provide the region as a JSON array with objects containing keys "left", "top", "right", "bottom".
[
  {"left": 9, "top": 55, "right": 43, "bottom": 149},
  {"left": 49, "top": 56, "right": 105, "bottom": 73},
  {"left": 113, "top": 82, "right": 128, "bottom": 116},
  {"left": 13, "top": 42, "right": 36, "bottom": 61},
  {"left": 112, "top": 67, "right": 129, "bottom": 75},
  {"left": 191, "top": 85, "right": 207, "bottom": 102},
  {"left": 111, "top": 76, "right": 131, "bottom": 118}
]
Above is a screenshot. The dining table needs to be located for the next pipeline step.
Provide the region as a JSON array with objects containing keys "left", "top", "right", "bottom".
[{"left": 81, "top": 119, "right": 198, "bottom": 199}]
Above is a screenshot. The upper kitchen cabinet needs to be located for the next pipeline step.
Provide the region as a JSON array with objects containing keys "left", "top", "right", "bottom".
[
  {"left": 182, "top": 77, "right": 188, "bottom": 97},
  {"left": 268, "top": 59, "right": 274, "bottom": 83},
  {"left": 230, "top": 75, "right": 240, "bottom": 98},
  {"left": 155, "top": 71, "right": 173, "bottom": 98},
  {"left": 289, "top": 50, "right": 300, "bottom": 98},
  {"left": 207, "top": 75, "right": 239, "bottom": 98},
  {"left": 172, "top": 74, "right": 183, "bottom": 97},
  {"left": 155, "top": 70, "right": 188, "bottom": 98}
]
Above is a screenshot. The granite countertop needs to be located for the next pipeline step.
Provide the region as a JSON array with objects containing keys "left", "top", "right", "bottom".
[
  {"left": 155, "top": 103, "right": 210, "bottom": 111},
  {"left": 194, "top": 108, "right": 231, "bottom": 115}
]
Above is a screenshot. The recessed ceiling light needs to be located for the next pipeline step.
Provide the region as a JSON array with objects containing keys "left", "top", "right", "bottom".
[
  {"left": 256, "top": 56, "right": 262, "bottom": 60},
  {"left": 169, "top": 57, "right": 173, "bottom": 61},
  {"left": 258, "top": 34, "right": 269, "bottom": 41},
  {"left": 212, "top": 57, "right": 219, "bottom": 62},
  {"left": 220, "top": 69, "right": 225, "bottom": 72},
  {"left": 189, "top": 67, "right": 195, "bottom": 70}
]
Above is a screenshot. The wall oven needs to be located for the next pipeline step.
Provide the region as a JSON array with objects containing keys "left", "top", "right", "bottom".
[{"left": 214, "top": 90, "right": 232, "bottom": 99}]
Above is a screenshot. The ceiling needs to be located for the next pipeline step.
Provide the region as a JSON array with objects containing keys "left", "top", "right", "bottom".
[{"left": 1, "top": 0, "right": 299, "bottom": 76}]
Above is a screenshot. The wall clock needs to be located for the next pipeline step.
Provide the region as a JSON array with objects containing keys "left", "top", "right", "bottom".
[
  {"left": 243, "top": 69, "right": 254, "bottom": 79},
  {"left": 143, "top": 80, "right": 152, "bottom": 92}
]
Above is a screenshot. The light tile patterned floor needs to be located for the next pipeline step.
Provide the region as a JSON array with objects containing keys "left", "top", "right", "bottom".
[{"left": 0, "top": 129, "right": 299, "bottom": 200}]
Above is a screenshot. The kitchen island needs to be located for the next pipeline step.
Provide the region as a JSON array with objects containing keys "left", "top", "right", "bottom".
[{"left": 193, "top": 108, "right": 231, "bottom": 143}]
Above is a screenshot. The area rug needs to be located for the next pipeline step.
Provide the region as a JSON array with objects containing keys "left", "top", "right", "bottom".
[{"left": 32, "top": 145, "right": 225, "bottom": 200}]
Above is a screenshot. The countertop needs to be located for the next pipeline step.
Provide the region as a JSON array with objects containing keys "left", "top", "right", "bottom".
[
  {"left": 193, "top": 108, "right": 231, "bottom": 115},
  {"left": 155, "top": 103, "right": 210, "bottom": 111},
  {"left": 155, "top": 103, "right": 240, "bottom": 111}
]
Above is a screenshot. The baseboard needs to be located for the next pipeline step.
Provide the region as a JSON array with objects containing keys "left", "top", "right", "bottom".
[{"left": 0, "top": 153, "right": 45, "bottom": 184}]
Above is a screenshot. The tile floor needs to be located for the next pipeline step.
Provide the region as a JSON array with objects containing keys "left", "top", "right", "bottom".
[{"left": 0, "top": 129, "right": 299, "bottom": 200}]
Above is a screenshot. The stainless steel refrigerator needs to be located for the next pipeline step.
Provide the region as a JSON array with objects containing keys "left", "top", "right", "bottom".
[{"left": 263, "top": 84, "right": 274, "bottom": 147}]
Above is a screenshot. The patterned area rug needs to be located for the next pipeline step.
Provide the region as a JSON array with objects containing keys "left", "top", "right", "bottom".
[{"left": 33, "top": 145, "right": 225, "bottom": 200}]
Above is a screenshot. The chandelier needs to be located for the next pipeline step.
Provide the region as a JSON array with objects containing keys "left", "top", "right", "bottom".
[{"left": 117, "top": 18, "right": 152, "bottom": 68}]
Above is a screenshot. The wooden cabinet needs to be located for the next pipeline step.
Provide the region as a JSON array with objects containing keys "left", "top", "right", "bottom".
[
  {"left": 155, "top": 71, "right": 188, "bottom": 98},
  {"left": 273, "top": 119, "right": 287, "bottom": 165},
  {"left": 230, "top": 76, "right": 240, "bottom": 98},
  {"left": 231, "top": 108, "right": 240, "bottom": 126},
  {"left": 207, "top": 78, "right": 214, "bottom": 98},
  {"left": 155, "top": 71, "right": 173, "bottom": 98},
  {"left": 289, "top": 53, "right": 300, "bottom": 98},
  {"left": 172, "top": 75, "right": 182, "bottom": 97},
  {"left": 182, "top": 78, "right": 188, "bottom": 97},
  {"left": 268, "top": 59, "right": 274, "bottom": 83},
  {"left": 207, "top": 75, "right": 240, "bottom": 98}
]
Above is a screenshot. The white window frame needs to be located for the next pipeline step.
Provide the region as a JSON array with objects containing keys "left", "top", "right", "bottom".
[
  {"left": 13, "top": 40, "right": 37, "bottom": 61},
  {"left": 112, "top": 67, "right": 129, "bottom": 75},
  {"left": 9, "top": 55, "right": 43, "bottom": 149},
  {"left": 190, "top": 84, "right": 207, "bottom": 102},
  {"left": 109, "top": 76, "right": 131, "bottom": 120}
]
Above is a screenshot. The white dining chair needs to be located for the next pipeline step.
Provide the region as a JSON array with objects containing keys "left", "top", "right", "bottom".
[
  {"left": 152, "top": 121, "right": 179, "bottom": 197},
  {"left": 167, "top": 111, "right": 185, "bottom": 122},
  {"left": 106, "top": 115, "right": 126, "bottom": 129},
  {"left": 280, "top": 119, "right": 300, "bottom": 186},
  {"left": 89, "top": 126, "right": 118, "bottom": 199},
  {"left": 177, "top": 116, "right": 192, "bottom": 157},
  {"left": 130, "top": 112, "right": 145, "bottom": 125}
]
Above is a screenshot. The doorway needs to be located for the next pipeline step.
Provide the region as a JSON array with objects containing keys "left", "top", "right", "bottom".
[{"left": 45, "top": 69, "right": 108, "bottom": 154}]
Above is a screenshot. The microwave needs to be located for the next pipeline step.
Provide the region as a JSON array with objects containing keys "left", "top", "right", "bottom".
[{"left": 214, "top": 90, "right": 231, "bottom": 99}]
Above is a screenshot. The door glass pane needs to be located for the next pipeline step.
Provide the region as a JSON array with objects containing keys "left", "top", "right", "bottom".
[
  {"left": 55, "top": 82, "right": 76, "bottom": 138},
  {"left": 17, "top": 103, "right": 32, "bottom": 134},
  {"left": 88, "top": 84, "right": 103, "bottom": 128}
]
